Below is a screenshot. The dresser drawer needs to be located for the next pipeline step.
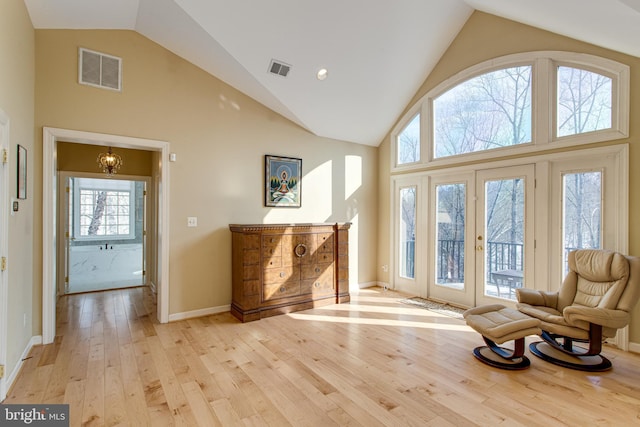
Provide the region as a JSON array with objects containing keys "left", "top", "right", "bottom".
[
  {"left": 301, "top": 263, "right": 334, "bottom": 280},
  {"left": 301, "top": 276, "right": 334, "bottom": 295},
  {"left": 317, "top": 233, "right": 334, "bottom": 253},
  {"left": 263, "top": 255, "right": 282, "bottom": 269},
  {"left": 263, "top": 266, "right": 299, "bottom": 284},
  {"left": 263, "top": 281, "right": 301, "bottom": 301}
]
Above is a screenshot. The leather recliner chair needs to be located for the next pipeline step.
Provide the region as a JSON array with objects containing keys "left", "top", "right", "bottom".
[{"left": 516, "top": 249, "right": 640, "bottom": 371}]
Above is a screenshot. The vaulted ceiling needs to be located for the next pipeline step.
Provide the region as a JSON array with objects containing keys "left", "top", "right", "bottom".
[{"left": 24, "top": 0, "right": 640, "bottom": 146}]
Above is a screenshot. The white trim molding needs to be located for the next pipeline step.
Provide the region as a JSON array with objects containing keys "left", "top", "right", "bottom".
[
  {"left": 168, "top": 304, "right": 231, "bottom": 322},
  {"left": 0, "top": 109, "right": 10, "bottom": 401}
]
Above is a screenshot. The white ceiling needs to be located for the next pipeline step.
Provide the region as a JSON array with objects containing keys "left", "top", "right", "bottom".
[{"left": 23, "top": 0, "right": 640, "bottom": 146}]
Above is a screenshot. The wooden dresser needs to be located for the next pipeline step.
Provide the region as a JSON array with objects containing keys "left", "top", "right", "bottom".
[{"left": 229, "top": 223, "right": 350, "bottom": 322}]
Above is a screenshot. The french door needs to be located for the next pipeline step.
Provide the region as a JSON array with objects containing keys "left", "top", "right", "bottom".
[
  {"left": 427, "top": 165, "right": 535, "bottom": 307},
  {"left": 427, "top": 172, "right": 475, "bottom": 306},
  {"left": 475, "top": 165, "right": 535, "bottom": 306}
]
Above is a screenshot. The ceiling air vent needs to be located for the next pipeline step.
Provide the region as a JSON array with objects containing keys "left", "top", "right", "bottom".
[
  {"left": 79, "top": 48, "right": 122, "bottom": 92},
  {"left": 268, "top": 59, "right": 291, "bottom": 77}
]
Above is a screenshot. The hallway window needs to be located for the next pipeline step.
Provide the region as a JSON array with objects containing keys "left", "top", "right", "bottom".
[{"left": 72, "top": 178, "right": 136, "bottom": 240}]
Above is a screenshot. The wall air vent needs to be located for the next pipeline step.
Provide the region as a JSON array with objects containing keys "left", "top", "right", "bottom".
[
  {"left": 268, "top": 59, "right": 291, "bottom": 77},
  {"left": 79, "top": 48, "right": 122, "bottom": 92}
]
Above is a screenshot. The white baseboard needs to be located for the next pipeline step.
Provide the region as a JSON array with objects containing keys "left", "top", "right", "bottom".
[
  {"left": 357, "top": 281, "right": 380, "bottom": 289},
  {"left": 1, "top": 335, "right": 42, "bottom": 401},
  {"left": 168, "top": 304, "right": 231, "bottom": 322},
  {"left": 628, "top": 341, "right": 640, "bottom": 354}
]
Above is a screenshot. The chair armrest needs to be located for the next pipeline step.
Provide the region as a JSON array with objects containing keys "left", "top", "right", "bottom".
[
  {"left": 564, "top": 306, "right": 631, "bottom": 330},
  {"left": 516, "top": 288, "right": 558, "bottom": 308}
]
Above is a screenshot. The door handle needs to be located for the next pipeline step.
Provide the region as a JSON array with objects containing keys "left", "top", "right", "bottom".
[{"left": 476, "top": 245, "right": 483, "bottom": 251}]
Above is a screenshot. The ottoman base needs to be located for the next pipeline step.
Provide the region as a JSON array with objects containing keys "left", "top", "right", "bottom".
[
  {"left": 464, "top": 304, "right": 541, "bottom": 370},
  {"left": 473, "top": 336, "right": 530, "bottom": 370}
]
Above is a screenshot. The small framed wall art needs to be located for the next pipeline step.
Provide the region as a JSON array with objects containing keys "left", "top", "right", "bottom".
[
  {"left": 17, "top": 144, "right": 27, "bottom": 199},
  {"left": 265, "top": 155, "right": 301, "bottom": 207}
]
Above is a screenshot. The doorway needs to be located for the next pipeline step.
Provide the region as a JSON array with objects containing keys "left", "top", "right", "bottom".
[
  {"left": 426, "top": 165, "right": 535, "bottom": 308},
  {"left": 60, "top": 175, "right": 148, "bottom": 294},
  {"left": 42, "top": 127, "right": 170, "bottom": 345}
]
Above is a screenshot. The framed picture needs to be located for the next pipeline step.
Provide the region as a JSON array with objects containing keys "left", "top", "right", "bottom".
[
  {"left": 17, "top": 144, "right": 27, "bottom": 200},
  {"left": 265, "top": 155, "right": 302, "bottom": 207}
]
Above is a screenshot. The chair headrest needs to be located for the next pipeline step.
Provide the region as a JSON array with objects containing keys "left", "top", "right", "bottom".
[{"left": 570, "top": 250, "right": 629, "bottom": 282}]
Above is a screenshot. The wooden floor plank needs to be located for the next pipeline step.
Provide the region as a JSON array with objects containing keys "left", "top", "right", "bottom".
[{"left": 4, "top": 286, "right": 640, "bottom": 426}]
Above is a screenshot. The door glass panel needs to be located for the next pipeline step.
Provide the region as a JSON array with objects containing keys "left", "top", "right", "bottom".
[
  {"left": 435, "top": 183, "right": 465, "bottom": 290},
  {"left": 484, "top": 178, "right": 524, "bottom": 300},
  {"left": 562, "top": 171, "right": 602, "bottom": 273},
  {"left": 399, "top": 186, "right": 416, "bottom": 279}
]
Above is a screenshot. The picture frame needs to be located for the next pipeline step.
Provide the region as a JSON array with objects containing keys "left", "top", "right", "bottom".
[
  {"left": 17, "top": 144, "right": 27, "bottom": 200},
  {"left": 265, "top": 155, "right": 302, "bottom": 207}
]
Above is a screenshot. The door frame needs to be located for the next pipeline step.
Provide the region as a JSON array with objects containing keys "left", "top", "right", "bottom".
[
  {"left": 475, "top": 164, "right": 535, "bottom": 307},
  {"left": 0, "top": 109, "right": 10, "bottom": 399},
  {"left": 58, "top": 172, "right": 151, "bottom": 295},
  {"left": 42, "top": 127, "right": 171, "bottom": 344},
  {"left": 426, "top": 171, "right": 475, "bottom": 307}
]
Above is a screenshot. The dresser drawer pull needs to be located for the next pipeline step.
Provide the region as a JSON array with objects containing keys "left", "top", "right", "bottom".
[
  {"left": 294, "top": 243, "right": 308, "bottom": 257},
  {"left": 315, "top": 267, "right": 321, "bottom": 273},
  {"left": 279, "top": 271, "right": 286, "bottom": 278},
  {"left": 314, "top": 282, "right": 320, "bottom": 288},
  {"left": 279, "top": 286, "right": 286, "bottom": 293}
]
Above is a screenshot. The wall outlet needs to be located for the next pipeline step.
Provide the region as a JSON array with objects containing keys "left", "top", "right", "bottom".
[
  {"left": 381, "top": 265, "right": 389, "bottom": 272},
  {"left": 187, "top": 217, "right": 198, "bottom": 227}
]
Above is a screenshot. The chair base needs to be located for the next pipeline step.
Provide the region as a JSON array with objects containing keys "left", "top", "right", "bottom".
[
  {"left": 529, "top": 341, "right": 612, "bottom": 371},
  {"left": 472, "top": 336, "right": 530, "bottom": 370}
]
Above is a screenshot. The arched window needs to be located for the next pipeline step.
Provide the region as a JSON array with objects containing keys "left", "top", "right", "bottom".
[
  {"left": 434, "top": 66, "right": 532, "bottom": 159},
  {"left": 391, "top": 52, "right": 629, "bottom": 170},
  {"left": 397, "top": 113, "right": 420, "bottom": 165}
]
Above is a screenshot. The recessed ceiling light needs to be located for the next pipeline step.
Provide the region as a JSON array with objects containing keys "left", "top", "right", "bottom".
[{"left": 316, "top": 68, "right": 329, "bottom": 80}]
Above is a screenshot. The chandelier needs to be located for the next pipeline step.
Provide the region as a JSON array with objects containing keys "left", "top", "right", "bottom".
[{"left": 97, "top": 147, "right": 123, "bottom": 177}]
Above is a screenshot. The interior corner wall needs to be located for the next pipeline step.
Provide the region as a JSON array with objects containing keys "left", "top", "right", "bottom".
[
  {"left": 0, "top": 0, "right": 36, "bottom": 381},
  {"left": 35, "top": 29, "right": 378, "bottom": 318},
  {"left": 377, "top": 11, "right": 640, "bottom": 342}
]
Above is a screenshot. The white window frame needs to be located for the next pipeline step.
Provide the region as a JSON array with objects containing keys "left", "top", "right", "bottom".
[
  {"left": 72, "top": 178, "right": 136, "bottom": 241},
  {"left": 390, "top": 52, "right": 629, "bottom": 172}
]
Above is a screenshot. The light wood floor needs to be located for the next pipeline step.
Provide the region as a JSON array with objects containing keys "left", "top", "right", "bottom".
[{"left": 5, "top": 287, "right": 640, "bottom": 426}]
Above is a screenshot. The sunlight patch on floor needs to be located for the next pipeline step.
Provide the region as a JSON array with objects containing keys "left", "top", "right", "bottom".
[{"left": 286, "top": 312, "right": 471, "bottom": 331}]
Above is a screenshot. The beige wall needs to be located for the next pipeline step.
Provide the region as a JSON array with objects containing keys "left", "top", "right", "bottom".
[
  {"left": 57, "top": 142, "right": 153, "bottom": 176},
  {"left": 35, "top": 30, "right": 378, "bottom": 318},
  {"left": 0, "top": 0, "right": 36, "bottom": 379},
  {"left": 377, "top": 11, "right": 640, "bottom": 342}
]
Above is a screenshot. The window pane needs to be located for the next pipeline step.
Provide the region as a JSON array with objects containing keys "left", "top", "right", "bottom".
[
  {"left": 434, "top": 66, "right": 532, "bottom": 159},
  {"left": 557, "top": 67, "right": 611, "bottom": 137},
  {"left": 399, "top": 187, "right": 416, "bottom": 279},
  {"left": 485, "top": 178, "right": 524, "bottom": 300},
  {"left": 563, "top": 172, "right": 602, "bottom": 272},
  {"left": 435, "top": 184, "right": 465, "bottom": 290},
  {"left": 397, "top": 114, "right": 420, "bottom": 165},
  {"left": 77, "top": 187, "right": 132, "bottom": 238}
]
